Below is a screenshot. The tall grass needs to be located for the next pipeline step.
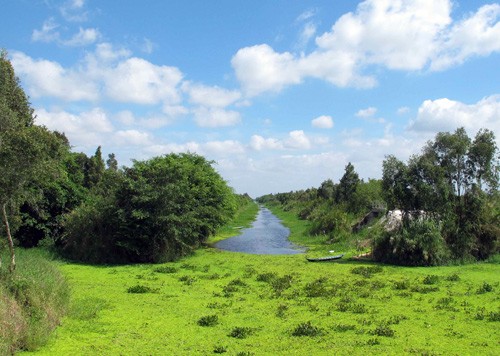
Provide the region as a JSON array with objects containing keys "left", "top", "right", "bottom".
[{"left": 0, "top": 248, "right": 69, "bottom": 354}]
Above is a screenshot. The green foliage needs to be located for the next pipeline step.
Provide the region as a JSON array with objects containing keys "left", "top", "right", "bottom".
[
  {"left": 373, "top": 218, "right": 449, "bottom": 266},
  {"left": 62, "top": 153, "right": 237, "bottom": 263},
  {"left": 228, "top": 326, "right": 254, "bottom": 339},
  {"left": 197, "top": 314, "right": 219, "bottom": 327},
  {"left": 380, "top": 128, "right": 499, "bottom": 264},
  {"left": 291, "top": 321, "right": 324, "bottom": 337},
  {"left": 127, "top": 285, "right": 154, "bottom": 294}
]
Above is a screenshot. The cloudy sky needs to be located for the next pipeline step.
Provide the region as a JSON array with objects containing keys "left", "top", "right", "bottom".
[{"left": 2, "top": 0, "right": 499, "bottom": 197}]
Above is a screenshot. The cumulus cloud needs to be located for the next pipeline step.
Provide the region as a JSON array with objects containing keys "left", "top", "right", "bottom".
[
  {"left": 232, "top": 0, "right": 500, "bottom": 97},
  {"left": 193, "top": 107, "right": 241, "bottom": 127},
  {"left": 35, "top": 107, "right": 113, "bottom": 149},
  {"left": 250, "top": 131, "right": 314, "bottom": 151},
  {"left": 431, "top": 4, "right": 500, "bottom": 70},
  {"left": 356, "top": 107, "right": 377, "bottom": 118},
  {"left": 250, "top": 135, "right": 284, "bottom": 151},
  {"left": 231, "top": 44, "right": 302, "bottom": 96},
  {"left": 311, "top": 115, "right": 334, "bottom": 129},
  {"left": 114, "top": 130, "right": 151, "bottom": 146},
  {"left": 285, "top": 130, "right": 311, "bottom": 149},
  {"left": 184, "top": 83, "right": 241, "bottom": 108},
  {"left": 104, "top": 57, "right": 183, "bottom": 105},
  {"left": 11, "top": 51, "right": 98, "bottom": 101},
  {"left": 204, "top": 140, "right": 245, "bottom": 155},
  {"left": 409, "top": 95, "right": 500, "bottom": 136},
  {"left": 12, "top": 47, "right": 184, "bottom": 106}
]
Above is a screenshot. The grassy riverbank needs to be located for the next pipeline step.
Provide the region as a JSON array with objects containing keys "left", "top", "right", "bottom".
[{"left": 22, "top": 203, "right": 499, "bottom": 355}]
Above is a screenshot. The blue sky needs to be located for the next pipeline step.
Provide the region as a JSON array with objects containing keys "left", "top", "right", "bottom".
[{"left": 2, "top": 0, "right": 499, "bottom": 197}]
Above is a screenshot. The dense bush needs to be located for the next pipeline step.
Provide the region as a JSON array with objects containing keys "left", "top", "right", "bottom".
[
  {"left": 61, "top": 153, "right": 237, "bottom": 263},
  {"left": 373, "top": 218, "right": 449, "bottom": 266}
]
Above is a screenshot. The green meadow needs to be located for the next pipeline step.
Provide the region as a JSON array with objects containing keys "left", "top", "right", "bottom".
[{"left": 23, "top": 204, "right": 500, "bottom": 355}]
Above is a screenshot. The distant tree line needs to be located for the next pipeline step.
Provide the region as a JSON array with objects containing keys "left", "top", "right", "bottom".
[
  {"left": 258, "top": 129, "right": 499, "bottom": 266},
  {"left": 0, "top": 50, "right": 238, "bottom": 268}
]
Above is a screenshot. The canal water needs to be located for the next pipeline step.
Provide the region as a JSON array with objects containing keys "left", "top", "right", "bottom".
[{"left": 215, "top": 206, "right": 305, "bottom": 255}]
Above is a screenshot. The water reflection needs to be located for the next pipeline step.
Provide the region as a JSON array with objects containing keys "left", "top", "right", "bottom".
[{"left": 215, "top": 206, "right": 305, "bottom": 255}]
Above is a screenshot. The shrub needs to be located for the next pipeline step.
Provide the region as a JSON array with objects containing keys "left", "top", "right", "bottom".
[
  {"left": 304, "top": 277, "right": 330, "bottom": 298},
  {"left": 127, "top": 285, "right": 154, "bottom": 294},
  {"left": 228, "top": 327, "right": 254, "bottom": 339},
  {"left": 291, "top": 321, "right": 324, "bottom": 337},
  {"left": 197, "top": 315, "right": 219, "bottom": 327},
  {"left": 154, "top": 266, "right": 178, "bottom": 274},
  {"left": 351, "top": 265, "right": 383, "bottom": 278},
  {"left": 213, "top": 345, "right": 227, "bottom": 353},
  {"left": 477, "top": 282, "right": 493, "bottom": 294},
  {"left": 422, "top": 275, "right": 439, "bottom": 285},
  {"left": 373, "top": 218, "right": 449, "bottom": 266},
  {"left": 372, "top": 323, "right": 395, "bottom": 337}
]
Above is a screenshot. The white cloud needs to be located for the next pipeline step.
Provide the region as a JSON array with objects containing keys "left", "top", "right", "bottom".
[
  {"left": 34, "top": 107, "right": 113, "bottom": 149},
  {"left": 114, "top": 130, "right": 151, "bottom": 146},
  {"left": 232, "top": 0, "right": 500, "bottom": 97},
  {"left": 193, "top": 107, "right": 241, "bottom": 127},
  {"left": 409, "top": 95, "right": 500, "bottom": 137},
  {"left": 356, "top": 107, "right": 377, "bottom": 118},
  {"left": 431, "top": 4, "right": 500, "bottom": 70},
  {"left": 184, "top": 83, "right": 241, "bottom": 108},
  {"left": 63, "top": 27, "right": 100, "bottom": 46},
  {"left": 32, "top": 18, "right": 60, "bottom": 43},
  {"left": 285, "top": 130, "right": 311, "bottom": 149},
  {"left": 297, "top": 23, "right": 317, "bottom": 49},
  {"left": 11, "top": 51, "right": 98, "bottom": 101},
  {"left": 296, "top": 9, "right": 317, "bottom": 23},
  {"left": 311, "top": 115, "right": 334, "bottom": 129},
  {"left": 105, "top": 57, "right": 183, "bottom": 105},
  {"left": 250, "top": 135, "right": 284, "bottom": 151},
  {"left": 60, "top": 0, "right": 88, "bottom": 22},
  {"left": 204, "top": 140, "right": 245, "bottom": 156},
  {"left": 397, "top": 106, "right": 410, "bottom": 115},
  {"left": 231, "top": 44, "right": 302, "bottom": 96}
]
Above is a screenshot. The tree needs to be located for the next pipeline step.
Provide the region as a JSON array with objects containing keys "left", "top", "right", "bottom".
[
  {"left": 106, "top": 153, "right": 118, "bottom": 171},
  {"left": 317, "top": 179, "right": 335, "bottom": 200},
  {"left": 336, "top": 162, "right": 360, "bottom": 212},
  {"left": 62, "top": 153, "right": 237, "bottom": 263},
  {"left": 378, "top": 127, "right": 499, "bottom": 262}
]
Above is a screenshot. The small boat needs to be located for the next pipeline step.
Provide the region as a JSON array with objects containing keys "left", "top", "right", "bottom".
[{"left": 306, "top": 254, "right": 344, "bottom": 262}]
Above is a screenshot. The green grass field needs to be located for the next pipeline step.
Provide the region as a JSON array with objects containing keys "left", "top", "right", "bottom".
[{"left": 22, "top": 203, "right": 500, "bottom": 355}]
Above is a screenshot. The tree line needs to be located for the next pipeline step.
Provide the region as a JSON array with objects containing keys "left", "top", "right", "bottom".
[
  {"left": 0, "top": 50, "right": 239, "bottom": 268},
  {"left": 258, "top": 129, "right": 499, "bottom": 266}
]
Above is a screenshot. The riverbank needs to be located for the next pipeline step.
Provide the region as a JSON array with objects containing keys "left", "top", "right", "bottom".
[
  {"left": 21, "top": 203, "right": 499, "bottom": 355},
  {"left": 22, "top": 248, "right": 499, "bottom": 355}
]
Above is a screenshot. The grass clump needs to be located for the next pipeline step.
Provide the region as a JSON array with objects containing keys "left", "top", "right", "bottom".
[
  {"left": 304, "top": 277, "right": 330, "bottom": 298},
  {"left": 476, "top": 282, "right": 493, "bottom": 294},
  {"left": 213, "top": 344, "right": 227, "bottom": 353},
  {"left": 127, "top": 284, "right": 155, "bottom": 294},
  {"left": 228, "top": 326, "right": 254, "bottom": 339},
  {"left": 291, "top": 321, "right": 324, "bottom": 337},
  {"left": 154, "top": 266, "right": 178, "bottom": 274},
  {"left": 422, "top": 275, "right": 440, "bottom": 285},
  {"left": 372, "top": 323, "right": 395, "bottom": 337},
  {"left": 351, "top": 265, "right": 383, "bottom": 278},
  {"left": 197, "top": 314, "right": 219, "bottom": 327}
]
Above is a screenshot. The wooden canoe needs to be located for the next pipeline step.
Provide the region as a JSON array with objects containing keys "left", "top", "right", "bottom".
[{"left": 306, "top": 254, "right": 344, "bottom": 262}]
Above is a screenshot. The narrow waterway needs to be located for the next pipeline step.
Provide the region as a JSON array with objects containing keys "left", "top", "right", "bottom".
[{"left": 215, "top": 206, "right": 305, "bottom": 254}]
